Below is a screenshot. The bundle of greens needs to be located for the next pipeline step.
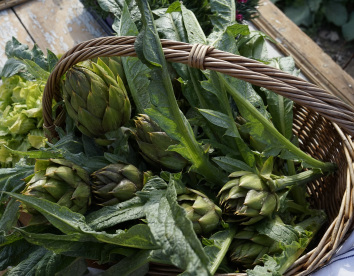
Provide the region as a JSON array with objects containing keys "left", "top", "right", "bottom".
[
  {"left": 0, "top": 39, "right": 58, "bottom": 167},
  {"left": 0, "top": 0, "right": 334, "bottom": 275}
]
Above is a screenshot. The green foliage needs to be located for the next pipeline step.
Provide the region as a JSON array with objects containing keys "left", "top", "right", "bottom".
[
  {"left": 271, "top": 0, "right": 354, "bottom": 41},
  {"left": 0, "top": 0, "right": 334, "bottom": 275}
]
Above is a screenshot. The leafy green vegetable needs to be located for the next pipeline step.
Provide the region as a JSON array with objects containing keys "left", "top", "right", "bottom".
[
  {"left": 204, "top": 226, "right": 237, "bottom": 274},
  {"left": 0, "top": 37, "right": 58, "bottom": 79},
  {"left": 218, "top": 73, "right": 335, "bottom": 171},
  {"left": 86, "top": 197, "right": 145, "bottom": 231},
  {"left": 138, "top": 175, "right": 211, "bottom": 275},
  {"left": 7, "top": 193, "right": 157, "bottom": 249},
  {"left": 247, "top": 214, "right": 326, "bottom": 275},
  {"left": 0, "top": 1, "right": 335, "bottom": 275},
  {"left": 0, "top": 240, "right": 38, "bottom": 270},
  {"left": 0, "top": 73, "right": 46, "bottom": 167},
  {"left": 135, "top": 0, "right": 226, "bottom": 185},
  {"left": 101, "top": 250, "right": 150, "bottom": 276},
  {"left": 0, "top": 160, "right": 34, "bottom": 206}
]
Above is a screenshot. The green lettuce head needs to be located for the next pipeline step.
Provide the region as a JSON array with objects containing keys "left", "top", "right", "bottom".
[{"left": 0, "top": 75, "right": 46, "bottom": 167}]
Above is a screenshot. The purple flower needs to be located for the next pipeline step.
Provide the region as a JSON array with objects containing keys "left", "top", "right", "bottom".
[
  {"left": 236, "top": 12, "right": 243, "bottom": 21},
  {"left": 238, "top": 0, "right": 248, "bottom": 3}
]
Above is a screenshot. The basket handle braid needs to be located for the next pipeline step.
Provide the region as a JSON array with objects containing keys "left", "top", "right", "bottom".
[{"left": 43, "top": 36, "right": 354, "bottom": 139}]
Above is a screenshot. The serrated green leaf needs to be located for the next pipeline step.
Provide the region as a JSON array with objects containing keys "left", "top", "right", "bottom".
[
  {"left": 6, "top": 193, "right": 88, "bottom": 235},
  {"left": 118, "top": 2, "right": 151, "bottom": 113},
  {"left": 93, "top": 224, "right": 157, "bottom": 249},
  {"left": 0, "top": 161, "right": 34, "bottom": 204},
  {"left": 17, "top": 229, "right": 123, "bottom": 262},
  {"left": 166, "top": 1, "right": 182, "bottom": 13},
  {"left": 140, "top": 176, "right": 211, "bottom": 275},
  {"left": 5, "top": 247, "right": 48, "bottom": 276},
  {"left": 204, "top": 227, "right": 237, "bottom": 274},
  {"left": 198, "top": 109, "right": 233, "bottom": 129},
  {"left": 0, "top": 58, "right": 28, "bottom": 78},
  {"left": 263, "top": 57, "right": 296, "bottom": 140},
  {"left": 5, "top": 37, "right": 32, "bottom": 60},
  {"left": 180, "top": 4, "right": 206, "bottom": 44},
  {"left": 0, "top": 240, "right": 37, "bottom": 270},
  {"left": 1, "top": 145, "right": 61, "bottom": 159},
  {"left": 256, "top": 218, "right": 300, "bottom": 245},
  {"left": 97, "top": 0, "right": 140, "bottom": 33},
  {"left": 47, "top": 50, "right": 59, "bottom": 73},
  {"left": 20, "top": 59, "right": 50, "bottom": 81},
  {"left": 3, "top": 38, "right": 52, "bottom": 79},
  {"left": 0, "top": 199, "right": 20, "bottom": 233},
  {"left": 102, "top": 250, "right": 150, "bottom": 276},
  {"left": 86, "top": 197, "right": 145, "bottom": 231},
  {"left": 9, "top": 193, "right": 157, "bottom": 250},
  {"left": 209, "top": 0, "right": 236, "bottom": 31},
  {"left": 212, "top": 156, "right": 255, "bottom": 173},
  {"left": 51, "top": 257, "right": 87, "bottom": 276},
  {"left": 34, "top": 253, "right": 83, "bottom": 276}
]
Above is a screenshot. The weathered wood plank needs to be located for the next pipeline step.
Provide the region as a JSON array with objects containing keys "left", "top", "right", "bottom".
[
  {"left": 0, "top": 8, "right": 34, "bottom": 67},
  {"left": 252, "top": 0, "right": 354, "bottom": 107},
  {"left": 12, "top": 0, "right": 107, "bottom": 55},
  {"left": 0, "top": 0, "right": 32, "bottom": 11}
]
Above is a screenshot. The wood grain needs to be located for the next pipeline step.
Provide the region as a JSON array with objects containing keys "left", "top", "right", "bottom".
[
  {"left": 252, "top": 0, "right": 354, "bottom": 107},
  {"left": 0, "top": 0, "right": 32, "bottom": 11},
  {"left": 12, "top": 0, "right": 106, "bottom": 55},
  {"left": 0, "top": 8, "right": 34, "bottom": 67}
]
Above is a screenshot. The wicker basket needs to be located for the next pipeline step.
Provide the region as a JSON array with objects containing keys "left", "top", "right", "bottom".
[{"left": 42, "top": 36, "right": 354, "bottom": 276}]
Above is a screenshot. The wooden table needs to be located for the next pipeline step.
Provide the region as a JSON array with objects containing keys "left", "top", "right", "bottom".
[{"left": 0, "top": 0, "right": 107, "bottom": 67}]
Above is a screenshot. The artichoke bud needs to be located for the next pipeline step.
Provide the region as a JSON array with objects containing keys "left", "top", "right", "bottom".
[
  {"left": 218, "top": 172, "right": 279, "bottom": 225},
  {"left": 230, "top": 241, "right": 268, "bottom": 267},
  {"left": 230, "top": 228, "right": 281, "bottom": 268},
  {"left": 133, "top": 114, "right": 188, "bottom": 171},
  {"left": 21, "top": 159, "right": 91, "bottom": 215},
  {"left": 178, "top": 189, "right": 222, "bottom": 235},
  {"left": 91, "top": 163, "right": 144, "bottom": 206},
  {"left": 61, "top": 59, "right": 131, "bottom": 141}
]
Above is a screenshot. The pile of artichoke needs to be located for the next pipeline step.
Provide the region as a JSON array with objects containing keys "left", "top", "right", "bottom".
[{"left": 15, "top": 53, "right": 327, "bottom": 274}]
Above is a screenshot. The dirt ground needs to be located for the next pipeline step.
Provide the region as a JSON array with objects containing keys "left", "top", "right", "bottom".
[{"left": 312, "top": 27, "right": 354, "bottom": 78}]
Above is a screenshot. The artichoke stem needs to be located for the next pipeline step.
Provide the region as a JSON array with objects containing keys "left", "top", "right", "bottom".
[{"left": 272, "top": 170, "right": 323, "bottom": 191}]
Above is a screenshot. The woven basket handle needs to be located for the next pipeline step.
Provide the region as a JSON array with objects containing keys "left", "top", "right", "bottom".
[{"left": 43, "top": 36, "right": 354, "bottom": 139}]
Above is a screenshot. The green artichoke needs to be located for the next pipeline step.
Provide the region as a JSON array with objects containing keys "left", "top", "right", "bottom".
[
  {"left": 178, "top": 189, "right": 222, "bottom": 235},
  {"left": 62, "top": 58, "right": 131, "bottom": 141},
  {"left": 134, "top": 114, "right": 188, "bottom": 171},
  {"left": 22, "top": 159, "right": 91, "bottom": 214},
  {"left": 219, "top": 171, "right": 279, "bottom": 225},
  {"left": 230, "top": 229, "right": 280, "bottom": 267},
  {"left": 91, "top": 163, "right": 145, "bottom": 206},
  {"left": 219, "top": 155, "right": 322, "bottom": 225}
]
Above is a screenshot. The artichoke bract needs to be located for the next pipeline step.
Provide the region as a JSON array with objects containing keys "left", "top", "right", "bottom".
[
  {"left": 91, "top": 163, "right": 144, "bottom": 206},
  {"left": 22, "top": 159, "right": 91, "bottom": 214},
  {"left": 62, "top": 58, "right": 131, "bottom": 141},
  {"left": 178, "top": 189, "right": 222, "bottom": 235},
  {"left": 134, "top": 114, "right": 188, "bottom": 171},
  {"left": 219, "top": 156, "right": 322, "bottom": 225},
  {"left": 219, "top": 171, "right": 279, "bottom": 225},
  {"left": 230, "top": 229, "right": 280, "bottom": 267}
]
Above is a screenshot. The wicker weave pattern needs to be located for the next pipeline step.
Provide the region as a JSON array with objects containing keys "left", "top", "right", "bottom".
[{"left": 42, "top": 36, "right": 354, "bottom": 275}]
